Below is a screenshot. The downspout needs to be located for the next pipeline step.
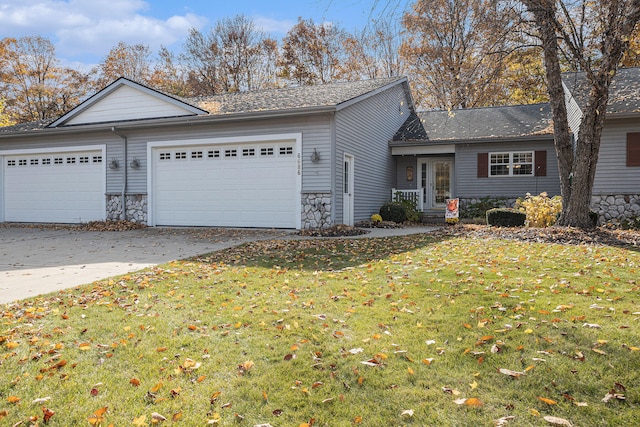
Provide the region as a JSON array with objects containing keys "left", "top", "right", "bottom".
[{"left": 110, "top": 127, "right": 127, "bottom": 221}]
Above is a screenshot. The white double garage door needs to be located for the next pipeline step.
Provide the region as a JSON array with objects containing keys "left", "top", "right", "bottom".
[
  {"left": 149, "top": 135, "right": 302, "bottom": 228},
  {"left": 1, "top": 136, "right": 302, "bottom": 228}
]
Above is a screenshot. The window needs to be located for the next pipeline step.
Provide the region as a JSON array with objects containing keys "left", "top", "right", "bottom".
[
  {"left": 79, "top": 156, "right": 89, "bottom": 164},
  {"left": 18, "top": 159, "right": 27, "bottom": 166},
  {"left": 7, "top": 159, "right": 16, "bottom": 167},
  {"left": 225, "top": 149, "right": 237, "bottom": 158},
  {"left": 54, "top": 158, "right": 63, "bottom": 165},
  {"left": 30, "top": 159, "right": 39, "bottom": 166},
  {"left": 191, "top": 151, "right": 203, "bottom": 159},
  {"left": 175, "top": 152, "right": 187, "bottom": 160},
  {"left": 92, "top": 156, "right": 103, "bottom": 164},
  {"left": 279, "top": 146, "right": 294, "bottom": 156},
  {"left": 159, "top": 152, "right": 171, "bottom": 161},
  {"left": 42, "top": 158, "right": 51, "bottom": 165},
  {"left": 261, "top": 147, "right": 274, "bottom": 156},
  {"left": 208, "top": 150, "right": 220, "bottom": 158},
  {"left": 242, "top": 148, "right": 256, "bottom": 157},
  {"left": 66, "top": 157, "right": 76, "bottom": 164},
  {"left": 489, "top": 151, "right": 534, "bottom": 177}
]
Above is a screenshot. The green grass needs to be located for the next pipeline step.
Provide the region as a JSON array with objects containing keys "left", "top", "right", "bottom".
[{"left": 1, "top": 233, "right": 640, "bottom": 426}]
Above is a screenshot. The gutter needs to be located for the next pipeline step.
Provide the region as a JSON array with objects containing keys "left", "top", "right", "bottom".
[
  {"left": 110, "top": 127, "right": 127, "bottom": 221},
  {"left": 388, "top": 134, "right": 556, "bottom": 147}
]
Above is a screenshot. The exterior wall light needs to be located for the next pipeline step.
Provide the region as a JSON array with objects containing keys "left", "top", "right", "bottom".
[
  {"left": 109, "top": 159, "right": 119, "bottom": 169},
  {"left": 130, "top": 158, "right": 140, "bottom": 169},
  {"left": 310, "top": 148, "right": 321, "bottom": 163}
]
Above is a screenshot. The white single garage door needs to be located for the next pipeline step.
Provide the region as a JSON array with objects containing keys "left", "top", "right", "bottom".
[
  {"left": 2, "top": 149, "right": 105, "bottom": 223},
  {"left": 151, "top": 139, "right": 300, "bottom": 228}
]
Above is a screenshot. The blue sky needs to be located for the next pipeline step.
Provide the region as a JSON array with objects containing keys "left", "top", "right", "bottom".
[{"left": 0, "top": 0, "right": 411, "bottom": 70}]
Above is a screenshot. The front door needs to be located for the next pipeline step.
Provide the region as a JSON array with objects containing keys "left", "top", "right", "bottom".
[
  {"left": 343, "top": 154, "right": 354, "bottom": 226},
  {"left": 419, "top": 158, "right": 454, "bottom": 211}
]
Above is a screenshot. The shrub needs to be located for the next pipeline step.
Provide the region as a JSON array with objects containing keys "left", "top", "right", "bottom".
[
  {"left": 394, "top": 198, "right": 421, "bottom": 222},
  {"left": 620, "top": 215, "right": 640, "bottom": 230},
  {"left": 486, "top": 208, "right": 526, "bottom": 227},
  {"left": 379, "top": 203, "right": 408, "bottom": 223},
  {"left": 515, "top": 192, "right": 562, "bottom": 227},
  {"left": 461, "top": 197, "right": 509, "bottom": 219}
]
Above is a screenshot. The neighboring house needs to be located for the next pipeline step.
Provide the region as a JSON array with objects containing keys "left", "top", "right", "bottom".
[
  {"left": 389, "top": 103, "right": 560, "bottom": 215},
  {"left": 0, "top": 77, "right": 414, "bottom": 229},
  {"left": 563, "top": 67, "right": 640, "bottom": 223}
]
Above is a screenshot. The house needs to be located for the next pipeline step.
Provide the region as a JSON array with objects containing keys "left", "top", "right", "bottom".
[
  {"left": 390, "top": 67, "right": 640, "bottom": 224},
  {"left": 563, "top": 67, "right": 640, "bottom": 223},
  {"left": 389, "top": 103, "right": 560, "bottom": 215},
  {"left": 0, "top": 77, "right": 414, "bottom": 229}
]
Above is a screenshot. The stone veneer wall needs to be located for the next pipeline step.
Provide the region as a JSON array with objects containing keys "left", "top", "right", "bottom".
[
  {"left": 301, "top": 193, "right": 332, "bottom": 229},
  {"left": 591, "top": 194, "right": 640, "bottom": 224},
  {"left": 106, "top": 194, "right": 148, "bottom": 224}
]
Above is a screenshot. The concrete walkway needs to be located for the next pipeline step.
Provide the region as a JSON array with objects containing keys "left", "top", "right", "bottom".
[{"left": 0, "top": 225, "right": 437, "bottom": 304}]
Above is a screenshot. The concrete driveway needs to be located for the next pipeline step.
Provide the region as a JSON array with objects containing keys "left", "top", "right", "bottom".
[{"left": 0, "top": 226, "right": 293, "bottom": 304}]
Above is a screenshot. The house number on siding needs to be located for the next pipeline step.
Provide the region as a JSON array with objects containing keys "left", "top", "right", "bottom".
[{"left": 297, "top": 152, "right": 301, "bottom": 176}]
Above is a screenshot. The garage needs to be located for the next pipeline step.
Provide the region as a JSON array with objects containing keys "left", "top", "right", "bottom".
[
  {"left": 1, "top": 147, "right": 106, "bottom": 223},
  {"left": 149, "top": 135, "right": 302, "bottom": 228}
]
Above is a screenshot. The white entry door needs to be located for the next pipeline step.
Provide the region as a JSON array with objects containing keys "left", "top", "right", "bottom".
[
  {"left": 419, "top": 158, "right": 454, "bottom": 210},
  {"left": 343, "top": 154, "right": 354, "bottom": 226}
]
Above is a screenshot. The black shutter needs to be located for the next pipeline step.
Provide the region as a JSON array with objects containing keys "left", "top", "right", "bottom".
[{"left": 477, "top": 153, "right": 488, "bottom": 178}]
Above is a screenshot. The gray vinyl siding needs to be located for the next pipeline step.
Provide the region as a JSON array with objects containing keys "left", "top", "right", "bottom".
[
  {"left": 592, "top": 118, "right": 640, "bottom": 194},
  {"left": 563, "top": 82, "right": 583, "bottom": 138},
  {"left": 455, "top": 140, "right": 560, "bottom": 198},
  {"left": 335, "top": 83, "right": 411, "bottom": 222},
  {"left": 395, "top": 156, "right": 418, "bottom": 190}
]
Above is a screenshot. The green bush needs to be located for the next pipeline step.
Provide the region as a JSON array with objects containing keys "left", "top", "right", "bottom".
[
  {"left": 486, "top": 208, "right": 526, "bottom": 227},
  {"left": 394, "top": 199, "right": 421, "bottom": 222},
  {"left": 461, "top": 197, "right": 508, "bottom": 219},
  {"left": 380, "top": 203, "right": 408, "bottom": 223}
]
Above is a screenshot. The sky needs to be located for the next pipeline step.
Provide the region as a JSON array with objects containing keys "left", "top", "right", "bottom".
[{"left": 0, "top": 0, "right": 411, "bottom": 71}]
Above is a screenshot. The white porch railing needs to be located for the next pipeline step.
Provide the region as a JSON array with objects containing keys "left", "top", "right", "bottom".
[{"left": 391, "top": 188, "right": 424, "bottom": 212}]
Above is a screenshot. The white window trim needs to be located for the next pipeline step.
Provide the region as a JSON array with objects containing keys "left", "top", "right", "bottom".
[{"left": 489, "top": 151, "right": 534, "bottom": 177}]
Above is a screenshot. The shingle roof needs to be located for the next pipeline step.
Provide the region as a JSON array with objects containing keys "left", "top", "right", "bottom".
[
  {"left": 1, "top": 77, "right": 406, "bottom": 134},
  {"left": 392, "top": 112, "right": 428, "bottom": 141},
  {"left": 408, "top": 103, "right": 553, "bottom": 142},
  {"left": 186, "top": 77, "right": 405, "bottom": 114},
  {"left": 563, "top": 66, "right": 640, "bottom": 115}
]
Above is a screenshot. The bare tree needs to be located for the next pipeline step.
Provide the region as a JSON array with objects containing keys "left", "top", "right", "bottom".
[
  {"left": 522, "top": 0, "right": 640, "bottom": 228},
  {"left": 2, "top": 36, "right": 92, "bottom": 122},
  {"left": 93, "top": 42, "right": 153, "bottom": 88},
  {"left": 401, "top": 0, "right": 520, "bottom": 109},
  {"left": 279, "top": 17, "right": 348, "bottom": 85}
]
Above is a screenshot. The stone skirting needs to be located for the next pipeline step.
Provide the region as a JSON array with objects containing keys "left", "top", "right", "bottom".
[
  {"left": 301, "top": 193, "right": 332, "bottom": 229},
  {"left": 106, "top": 194, "right": 148, "bottom": 224},
  {"left": 591, "top": 194, "right": 640, "bottom": 224}
]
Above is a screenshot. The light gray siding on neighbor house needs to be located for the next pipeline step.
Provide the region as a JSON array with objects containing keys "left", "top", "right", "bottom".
[
  {"left": 455, "top": 140, "right": 560, "bottom": 198},
  {"left": 592, "top": 118, "right": 640, "bottom": 194},
  {"left": 563, "top": 82, "right": 583, "bottom": 138},
  {"left": 335, "top": 83, "right": 411, "bottom": 222}
]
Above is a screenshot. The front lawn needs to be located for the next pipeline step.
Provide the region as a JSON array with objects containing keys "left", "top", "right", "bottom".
[{"left": 1, "top": 229, "right": 639, "bottom": 426}]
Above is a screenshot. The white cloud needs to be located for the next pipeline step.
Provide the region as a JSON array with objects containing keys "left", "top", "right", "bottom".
[{"left": 0, "top": 0, "right": 207, "bottom": 66}]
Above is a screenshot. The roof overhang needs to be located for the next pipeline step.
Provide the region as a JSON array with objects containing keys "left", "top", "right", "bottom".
[{"left": 0, "top": 105, "right": 337, "bottom": 139}]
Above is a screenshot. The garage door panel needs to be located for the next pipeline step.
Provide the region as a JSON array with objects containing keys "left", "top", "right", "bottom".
[
  {"left": 153, "top": 142, "right": 298, "bottom": 228},
  {"left": 3, "top": 150, "right": 105, "bottom": 223}
]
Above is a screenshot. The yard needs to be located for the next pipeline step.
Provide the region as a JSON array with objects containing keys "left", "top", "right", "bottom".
[{"left": 1, "top": 226, "right": 639, "bottom": 426}]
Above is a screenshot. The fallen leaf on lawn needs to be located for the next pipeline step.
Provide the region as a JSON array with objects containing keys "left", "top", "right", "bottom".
[
  {"left": 422, "top": 358, "right": 434, "bottom": 365},
  {"left": 426, "top": 340, "right": 436, "bottom": 345},
  {"left": 133, "top": 415, "right": 147, "bottom": 426},
  {"left": 469, "top": 380, "right": 478, "bottom": 390},
  {"left": 42, "top": 406, "right": 55, "bottom": 422},
  {"left": 498, "top": 368, "right": 526, "bottom": 378},
  {"left": 573, "top": 401, "right": 588, "bottom": 407},
  {"left": 253, "top": 424, "right": 273, "bottom": 427},
  {"left": 348, "top": 348, "right": 363, "bottom": 354},
  {"left": 0, "top": 410, "right": 7, "bottom": 419},
  {"left": 602, "top": 390, "right": 626, "bottom": 402},
  {"left": 543, "top": 415, "right": 573, "bottom": 426},
  {"left": 454, "top": 398, "right": 483, "bottom": 407},
  {"left": 582, "top": 323, "right": 601, "bottom": 329},
  {"left": 150, "top": 382, "right": 163, "bottom": 393},
  {"left": 262, "top": 390, "right": 268, "bottom": 401},
  {"left": 88, "top": 406, "right": 108, "bottom": 426},
  {"left": 7, "top": 396, "right": 20, "bottom": 404},
  {"left": 400, "top": 409, "right": 414, "bottom": 417},
  {"left": 32, "top": 397, "right": 51, "bottom": 404},
  {"left": 183, "top": 358, "right": 201, "bottom": 370},
  {"left": 495, "top": 415, "right": 516, "bottom": 426},
  {"left": 353, "top": 416, "right": 363, "bottom": 424},
  {"left": 442, "top": 386, "right": 460, "bottom": 395},
  {"left": 172, "top": 412, "right": 183, "bottom": 421},
  {"left": 592, "top": 348, "right": 607, "bottom": 355},
  {"left": 238, "top": 360, "right": 254, "bottom": 374},
  {"left": 152, "top": 412, "right": 167, "bottom": 422},
  {"left": 538, "top": 396, "right": 557, "bottom": 405}
]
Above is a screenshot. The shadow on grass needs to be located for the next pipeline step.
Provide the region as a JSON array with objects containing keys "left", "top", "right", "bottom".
[{"left": 190, "top": 232, "right": 455, "bottom": 271}]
